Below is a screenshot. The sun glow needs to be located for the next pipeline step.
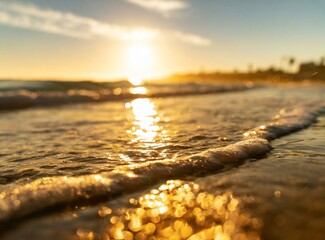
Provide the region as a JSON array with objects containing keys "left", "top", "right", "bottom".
[
  {"left": 129, "top": 86, "right": 148, "bottom": 95},
  {"left": 127, "top": 42, "right": 154, "bottom": 86},
  {"left": 127, "top": 98, "right": 159, "bottom": 142}
]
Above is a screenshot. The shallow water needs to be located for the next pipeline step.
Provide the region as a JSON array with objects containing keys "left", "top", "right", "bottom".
[
  {"left": 0, "top": 86, "right": 273, "bottom": 185},
  {"left": 2, "top": 119, "right": 325, "bottom": 240},
  {"left": 0, "top": 84, "right": 324, "bottom": 239}
]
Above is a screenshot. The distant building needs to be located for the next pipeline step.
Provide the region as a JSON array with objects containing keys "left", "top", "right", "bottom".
[{"left": 298, "top": 62, "right": 325, "bottom": 80}]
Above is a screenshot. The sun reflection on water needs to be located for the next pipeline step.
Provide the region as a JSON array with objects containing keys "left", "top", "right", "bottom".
[
  {"left": 89, "top": 180, "right": 261, "bottom": 240},
  {"left": 123, "top": 97, "right": 169, "bottom": 162},
  {"left": 129, "top": 87, "right": 148, "bottom": 95},
  {"left": 126, "top": 98, "right": 166, "bottom": 145}
]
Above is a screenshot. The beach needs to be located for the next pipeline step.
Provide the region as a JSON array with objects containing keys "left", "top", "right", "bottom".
[{"left": 0, "top": 82, "right": 324, "bottom": 239}]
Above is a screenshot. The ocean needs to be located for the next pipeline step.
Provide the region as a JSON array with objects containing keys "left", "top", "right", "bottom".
[{"left": 0, "top": 80, "right": 324, "bottom": 239}]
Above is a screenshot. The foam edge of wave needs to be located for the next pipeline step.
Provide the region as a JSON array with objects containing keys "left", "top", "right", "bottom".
[
  {"left": 244, "top": 103, "right": 325, "bottom": 140},
  {"left": 0, "top": 138, "right": 271, "bottom": 223},
  {"left": 0, "top": 102, "right": 324, "bottom": 223}
]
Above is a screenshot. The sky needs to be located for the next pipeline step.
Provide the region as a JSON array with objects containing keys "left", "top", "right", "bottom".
[{"left": 0, "top": 0, "right": 325, "bottom": 81}]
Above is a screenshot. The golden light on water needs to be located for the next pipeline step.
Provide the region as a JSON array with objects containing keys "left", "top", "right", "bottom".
[
  {"left": 129, "top": 86, "right": 148, "bottom": 95},
  {"left": 91, "top": 180, "right": 261, "bottom": 240},
  {"left": 127, "top": 42, "right": 154, "bottom": 86},
  {"left": 124, "top": 98, "right": 169, "bottom": 162},
  {"left": 126, "top": 98, "right": 160, "bottom": 143}
]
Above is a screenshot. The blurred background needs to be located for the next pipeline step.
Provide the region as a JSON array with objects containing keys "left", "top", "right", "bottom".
[{"left": 1, "top": 0, "right": 325, "bottom": 83}]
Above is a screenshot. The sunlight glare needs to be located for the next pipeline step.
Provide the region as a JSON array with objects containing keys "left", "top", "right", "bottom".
[
  {"left": 128, "top": 75, "right": 143, "bottom": 86},
  {"left": 130, "top": 86, "right": 148, "bottom": 95},
  {"left": 103, "top": 180, "right": 261, "bottom": 240},
  {"left": 127, "top": 42, "right": 154, "bottom": 86},
  {"left": 125, "top": 98, "right": 170, "bottom": 161},
  {"left": 131, "top": 98, "right": 158, "bottom": 142}
]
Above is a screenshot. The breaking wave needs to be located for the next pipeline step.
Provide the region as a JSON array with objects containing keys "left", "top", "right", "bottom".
[
  {"left": 0, "top": 102, "right": 324, "bottom": 223},
  {"left": 0, "top": 80, "right": 253, "bottom": 110}
]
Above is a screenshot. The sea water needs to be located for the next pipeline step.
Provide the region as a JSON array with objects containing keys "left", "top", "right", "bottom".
[{"left": 0, "top": 81, "right": 324, "bottom": 239}]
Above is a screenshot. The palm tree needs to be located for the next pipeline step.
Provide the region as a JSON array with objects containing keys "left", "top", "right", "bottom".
[{"left": 288, "top": 57, "right": 295, "bottom": 73}]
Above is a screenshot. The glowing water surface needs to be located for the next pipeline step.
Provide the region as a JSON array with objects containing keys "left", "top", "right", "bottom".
[
  {"left": 98, "top": 180, "right": 260, "bottom": 240},
  {"left": 0, "top": 86, "right": 325, "bottom": 240}
]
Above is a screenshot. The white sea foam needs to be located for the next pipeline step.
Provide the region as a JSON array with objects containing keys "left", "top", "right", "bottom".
[
  {"left": 0, "top": 138, "right": 271, "bottom": 222},
  {"left": 0, "top": 102, "right": 324, "bottom": 222},
  {"left": 243, "top": 102, "right": 325, "bottom": 140}
]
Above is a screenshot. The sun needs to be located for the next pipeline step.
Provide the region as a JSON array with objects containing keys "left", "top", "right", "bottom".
[
  {"left": 127, "top": 42, "right": 154, "bottom": 86},
  {"left": 128, "top": 43, "right": 153, "bottom": 69},
  {"left": 128, "top": 75, "right": 143, "bottom": 86}
]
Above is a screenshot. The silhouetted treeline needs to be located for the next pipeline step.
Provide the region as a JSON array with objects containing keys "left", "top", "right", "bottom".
[{"left": 165, "top": 60, "right": 325, "bottom": 83}]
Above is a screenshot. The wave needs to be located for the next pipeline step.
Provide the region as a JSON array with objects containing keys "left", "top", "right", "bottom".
[
  {"left": 0, "top": 80, "right": 254, "bottom": 110},
  {"left": 0, "top": 138, "right": 271, "bottom": 223},
  {"left": 243, "top": 102, "right": 325, "bottom": 140},
  {"left": 0, "top": 80, "right": 133, "bottom": 92},
  {"left": 0, "top": 102, "right": 324, "bottom": 223}
]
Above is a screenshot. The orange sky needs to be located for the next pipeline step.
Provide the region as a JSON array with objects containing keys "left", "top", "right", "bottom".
[{"left": 1, "top": 1, "right": 325, "bottom": 81}]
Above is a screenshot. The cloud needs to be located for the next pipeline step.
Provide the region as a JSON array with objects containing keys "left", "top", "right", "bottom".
[
  {"left": 0, "top": 2, "right": 159, "bottom": 41},
  {"left": 0, "top": 2, "right": 210, "bottom": 46},
  {"left": 173, "top": 31, "right": 211, "bottom": 46},
  {"left": 126, "top": 0, "right": 188, "bottom": 15}
]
